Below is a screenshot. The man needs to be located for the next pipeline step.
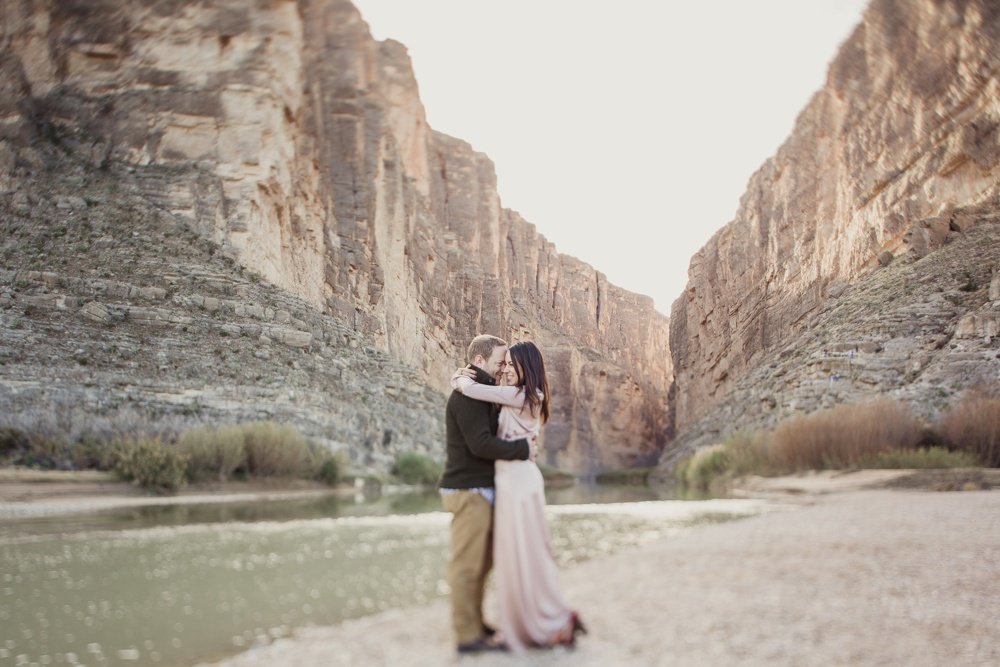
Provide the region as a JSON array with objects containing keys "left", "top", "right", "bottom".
[{"left": 439, "top": 334, "right": 535, "bottom": 654}]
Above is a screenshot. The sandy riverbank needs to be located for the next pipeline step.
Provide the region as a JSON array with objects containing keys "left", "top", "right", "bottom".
[{"left": 201, "top": 487, "right": 999, "bottom": 667}]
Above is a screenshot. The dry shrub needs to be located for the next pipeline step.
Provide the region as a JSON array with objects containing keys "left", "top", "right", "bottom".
[
  {"left": 768, "top": 399, "right": 923, "bottom": 472},
  {"left": 177, "top": 424, "right": 247, "bottom": 482},
  {"left": 937, "top": 393, "right": 1000, "bottom": 467},
  {"left": 110, "top": 436, "right": 188, "bottom": 493},
  {"left": 1, "top": 403, "right": 323, "bottom": 482},
  {"left": 242, "top": 421, "right": 313, "bottom": 478},
  {"left": 0, "top": 402, "right": 191, "bottom": 470}
]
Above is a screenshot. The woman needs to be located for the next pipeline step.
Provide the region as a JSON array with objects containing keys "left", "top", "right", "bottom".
[{"left": 451, "top": 340, "right": 586, "bottom": 653}]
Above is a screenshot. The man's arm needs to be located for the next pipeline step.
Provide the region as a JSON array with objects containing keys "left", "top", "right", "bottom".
[{"left": 452, "top": 398, "right": 530, "bottom": 461}]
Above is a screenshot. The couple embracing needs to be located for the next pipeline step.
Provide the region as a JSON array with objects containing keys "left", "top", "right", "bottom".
[{"left": 439, "top": 334, "right": 586, "bottom": 654}]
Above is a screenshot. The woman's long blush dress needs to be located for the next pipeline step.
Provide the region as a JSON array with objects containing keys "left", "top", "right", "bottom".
[{"left": 452, "top": 378, "right": 574, "bottom": 653}]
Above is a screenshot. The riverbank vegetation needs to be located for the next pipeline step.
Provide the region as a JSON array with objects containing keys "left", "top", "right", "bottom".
[
  {"left": 390, "top": 451, "right": 442, "bottom": 485},
  {"left": 595, "top": 467, "right": 653, "bottom": 485},
  {"left": 0, "top": 415, "right": 342, "bottom": 494},
  {"left": 677, "top": 393, "right": 998, "bottom": 493},
  {"left": 936, "top": 392, "right": 1000, "bottom": 466},
  {"left": 111, "top": 421, "right": 343, "bottom": 493}
]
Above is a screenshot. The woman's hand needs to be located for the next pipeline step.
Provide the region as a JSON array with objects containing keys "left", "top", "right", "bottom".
[{"left": 450, "top": 366, "right": 477, "bottom": 392}]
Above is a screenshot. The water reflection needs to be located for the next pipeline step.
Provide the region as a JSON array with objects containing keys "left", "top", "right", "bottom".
[
  {"left": 0, "top": 485, "right": 758, "bottom": 667},
  {"left": 546, "top": 481, "right": 697, "bottom": 505},
  {"left": 0, "top": 483, "right": 700, "bottom": 541},
  {"left": 0, "top": 490, "right": 445, "bottom": 542}
]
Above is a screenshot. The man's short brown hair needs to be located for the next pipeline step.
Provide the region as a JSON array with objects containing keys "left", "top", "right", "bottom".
[{"left": 467, "top": 334, "right": 507, "bottom": 364}]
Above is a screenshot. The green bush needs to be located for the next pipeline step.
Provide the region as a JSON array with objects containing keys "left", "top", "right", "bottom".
[
  {"left": 242, "top": 421, "right": 312, "bottom": 478},
  {"left": 315, "top": 456, "right": 341, "bottom": 486},
  {"left": 177, "top": 424, "right": 247, "bottom": 482},
  {"left": 680, "top": 444, "right": 730, "bottom": 490},
  {"left": 110, "top": 436, "right": 188, "bottom": 493},
  {"left": 718, "top": 431, "right": 774, "bottom": 477},
  {"left": 391, "top": 451, "right": 443, "bottom": 485},
  {"left": 593, "top": 467, "right": 650, "bottom": 485},
  {"left": 860, "top": 447, "right": 980, "bottom": 469}
]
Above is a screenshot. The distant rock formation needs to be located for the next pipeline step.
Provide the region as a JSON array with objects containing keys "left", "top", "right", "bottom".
[
  {"left": 662, "top": 0, "right": 1000, "bottom": 469},
  {"left": 0, "top": 0, "right": 671, "bottom": 472}
]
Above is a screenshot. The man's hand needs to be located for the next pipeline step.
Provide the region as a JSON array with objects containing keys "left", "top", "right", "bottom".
[{"left": 528, "top": 436, "right": 539, "bottom": 462}]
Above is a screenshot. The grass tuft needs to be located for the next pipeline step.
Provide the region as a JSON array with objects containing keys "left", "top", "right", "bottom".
[
  {"left": 677, "top": 444, "right": 729, "bottom": 491},
  {"left": 860, "top": 447, "right": 980, "bottom": 469}
]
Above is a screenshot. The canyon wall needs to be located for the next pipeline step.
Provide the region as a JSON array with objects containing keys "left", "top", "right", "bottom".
[
  {"left": 664, "top": 0, "right": 1000, "bottom": 463},
  {"left": 0, "top": 0, "right": 671, "bottom": 471}
]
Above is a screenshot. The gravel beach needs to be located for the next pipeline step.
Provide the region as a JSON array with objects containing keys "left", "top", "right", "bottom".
[{"left": 203, "top": 489, "right": 1000, "bottom": 667}]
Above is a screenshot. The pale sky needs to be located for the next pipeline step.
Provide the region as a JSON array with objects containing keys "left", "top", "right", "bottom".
[{"left": 352, "top": 1, "right": 869, "bottom": 314}]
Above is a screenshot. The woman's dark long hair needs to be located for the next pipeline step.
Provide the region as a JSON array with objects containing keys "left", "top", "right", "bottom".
[{"left": 509, "top": 341, "right": 550, "bottom": 424}]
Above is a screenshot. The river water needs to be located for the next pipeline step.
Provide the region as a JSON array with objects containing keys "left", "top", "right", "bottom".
[{"left": 0, "top": 485, "right": 766, "bottom": 667}]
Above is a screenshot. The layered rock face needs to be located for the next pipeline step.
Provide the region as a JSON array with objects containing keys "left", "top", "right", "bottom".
[
  {"left": 0, "top": 162, "right": 445, "bottom": 472},
  {"left": 664, "top": 0, "right": 1000, "bottom": 465},
  {"left": 0, "top": 0, "right": 671, "bottom": 471}
]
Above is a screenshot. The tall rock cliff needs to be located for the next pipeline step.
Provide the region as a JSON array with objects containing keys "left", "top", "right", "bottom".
[
  {"left": 663, "top": 0, "right": 999, "bottom": 466},
  {"left": 0, "top": 0, "right": 671, "bottom": 472}
]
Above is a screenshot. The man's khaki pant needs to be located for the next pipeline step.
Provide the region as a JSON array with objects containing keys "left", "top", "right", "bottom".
[{"left": 441, "top": 490, "right": 493, "bottom": 645}]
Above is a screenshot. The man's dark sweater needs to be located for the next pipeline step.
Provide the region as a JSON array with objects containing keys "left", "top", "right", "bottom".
[{"left": 438, "top": 365, "right": 530, "bottom": 489}]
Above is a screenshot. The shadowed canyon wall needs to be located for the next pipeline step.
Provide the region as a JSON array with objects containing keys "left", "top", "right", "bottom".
[
  {"left": 664, "top": 0, "right": 1000, "bottom": 466},
  {"left": 0, "top": 0, "right": 671, "bottom": 472}
]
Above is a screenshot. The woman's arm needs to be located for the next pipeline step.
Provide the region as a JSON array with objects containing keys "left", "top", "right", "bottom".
[{"left": 452, "top": 376, "right": 525, "bottom": 408}]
